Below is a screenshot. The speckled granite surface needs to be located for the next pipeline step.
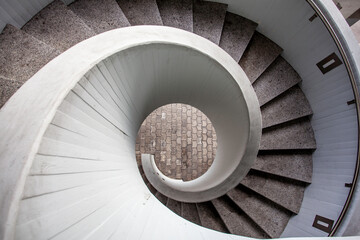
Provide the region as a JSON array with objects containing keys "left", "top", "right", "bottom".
[
  {"left": 253, "top": 57, "right": 302, "bottom": 106},
  {"left": 253, "top": 154, "right": 312, "bottom": 183},
  {"left": 212, "top": 197, "right": 268, "bottom": 238},
  {"left": 155, "top": 191, "right": 168, "bottom": 205},
  {"left": 219, "top": 12, "right": 257, "bottom": 62},
  {"left": 227, "top": 186, "right": 291, "bottom": 238},
  {"left": 69, "top": 0, "right": 130, "bottom": 34},
  {"left": 166, "top": 198, "right": 181, "bottom": 216},
  {"left": 0, "top": 25, "right": 60, "bottom": 82},
  {"left": 241, "top": 171, "right": 306, "bottom": 214},
  {"left": 157, "top": 0, "right": 193, "bottom": 32},
  {"left": 260, "top": 118, "right": 316, "bottom": 150},
  {"left": 0, "top": 77, "right": 24, "bottom": 109},
  {"left": 196, "top": 202, "right": 228, "bottom": 233},
  {"left": 240, "top": 32, "right": 282, "bottom": 83},
  {"left": 182, "top": 203, "right": 201, "bottom": 225},
  {"left": 193, "top": 1, "right": 227, "bottom": 45},
  {"left": 117, "top": 0, "right": 163, "bottom": 25},
  {"left": 22, "top": 0, "right": 96, "bottom": 52},
  {"left": 261, "top": 86, "right": 313, "bottom": 128}
]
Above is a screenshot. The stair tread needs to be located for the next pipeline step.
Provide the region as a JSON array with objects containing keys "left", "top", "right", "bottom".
[
  {"left": 193, "top": 1, "right": 227, "bottom": 45},
  {"left": 146, "top": 182, "right": 157, "bottom": 195},
  {"left": 253, "top": 153, "right": 312, "bottom": 183},
  {"left": 166, "top": 198, "right": 181, "bottom": 216},
  {"left": 239, "top": 31, "right": 282, "bottom": 83},
  {"left": 240, "top": 171, "right": 306, "bottom": 213},
  {"left": 260, "top": 118, "right": 316, "bottom": 150},
  {"left": 69, "top": 0, "right": 130, "bottom": 34},
  {"left": 116, "top": 0, "right": 163, "bottom": 26},
  {"left": 155, "top": 191, "right": 168, "bottom": 205},
  {"left": 219, "top": 12, "right": 257, "bottom": 62},
  {"left": 0, "top": 77, "right": 23, "bottom": 109},
  {"left": 253, "top": 57, "right": 302, "bottom": 106},
  {"left": 227, "top": 186, "right": 292, "bottom": 238},
  {"left": 196, "top": 202, "right": 228, "bottom": 233},
  {"left": 157, "top": 0, "right": 193, "bottom": 32},
  {"left": 261, "top": 86, "right": 313, "bottom": 128},
  {"left": 22, "top": 0, "right": 96, "bottom": 52},
  {"left": 181, "top": 202, "right": 201, "bottom": 225},
  {"left": 211, "top": 197, "right": 268, "bottom": 238},
  {"left": 0, "top": 24, "right": 60, "bottom": 82}
]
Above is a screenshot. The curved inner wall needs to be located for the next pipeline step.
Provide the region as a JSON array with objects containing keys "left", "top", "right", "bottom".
[{"left": 93, "top": 43, "right": 259, "bottom": 196}]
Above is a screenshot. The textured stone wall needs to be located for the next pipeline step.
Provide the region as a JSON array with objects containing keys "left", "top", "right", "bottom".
[{"left": 136, "top": 104, "right": 217, "bottom": 181}]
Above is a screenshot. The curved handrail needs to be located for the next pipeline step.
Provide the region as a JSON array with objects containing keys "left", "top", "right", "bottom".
[{"left": 306, "top": 0, "right": 360, "bottom": 236}]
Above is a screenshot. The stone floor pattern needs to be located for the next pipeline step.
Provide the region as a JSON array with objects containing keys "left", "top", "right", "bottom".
[{"left": 136, "top": 104, "right": 217, "bottom": 181}]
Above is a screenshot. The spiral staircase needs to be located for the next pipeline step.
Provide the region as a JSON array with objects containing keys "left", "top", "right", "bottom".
[{"left": 0, "top": 0, "right": 359, "bottom": 240}]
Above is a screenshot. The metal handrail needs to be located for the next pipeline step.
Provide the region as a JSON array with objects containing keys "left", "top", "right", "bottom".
[{"left": 306, "top": 0, "right": 360, "bottom": 236}]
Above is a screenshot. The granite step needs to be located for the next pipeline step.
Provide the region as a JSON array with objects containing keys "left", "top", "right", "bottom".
[
  {"left": 146, "top": 182, "right": 157, "bottom": 195},
  {"left": 239, "top": 31, "right": 282, "bottom": 83},
  {"left": 253, "top": 153, "right": 312, "bottom": 183},
  {"left": 261, "top": 86, "right": 313, "bottom": 128},
  {"left": 116, "top": 0, "right": 163, "bottom": 25},
  {"left": 227, "top": 186, "right": 292, "bottom": 238},
  {"left": 260, "top": 118, "right": 316, "bottom": 150},
  {"left": 181, "top": 202, "right": 201, "bottom": 225},
  {"left": 193, "top": 0, "right": 227, "bottom": 45},
  {"left": 69, "top": 0, "right": 130, "bottom": 34},
  {"left": 240, "top": 170, "right": 306, "bottom": 213},
  {"left": 155, "top": 191, "right": 168, "bottom": 205},
  {"left": 211, "top": 197, "right": 269, "bottom": 238},
  {"left": 141, "top": 173, "right": 149, "bottom": 184},
  {"left": 156, "top": 0, "right": 193, "bottom": 32},
  {"left": 253, "top": 57, "right": 302, "bottom": 106},
  {"left": 219, "top": 12, "right": 257, "bottom": 62},
  {"left": 196, "top": 202, "right": 228, "bottom": 233},
  {"left": 0, "top": 77, "right": 24, "bottom": 109},
  {"left": 0, "top": 24, "right": 60, "bottom": 82},
  {"left": 166, "top": 198, "right": 182, "bottom": 216},
  {"left": 22, "top": 0, "right": 95, "bottom": 52}
]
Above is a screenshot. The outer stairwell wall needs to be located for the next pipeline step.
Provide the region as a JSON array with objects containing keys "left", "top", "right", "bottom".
[{"left": 210, "top": 0, "right": 360, "bottom": 237}]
